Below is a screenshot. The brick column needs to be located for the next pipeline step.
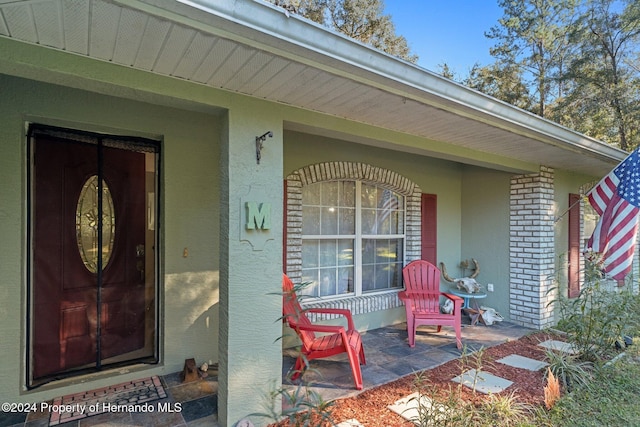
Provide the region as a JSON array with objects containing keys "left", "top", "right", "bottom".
[{"left": 509, "top": 166, "right": 555, "bottom": 329}]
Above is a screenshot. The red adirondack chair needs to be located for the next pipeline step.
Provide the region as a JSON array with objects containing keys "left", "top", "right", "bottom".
[
  {"left": 282, "top": 274, "right": 366, "bottom": 390},
  {"left": 399, "top": 260, "right": 463, "bottom": 349}
]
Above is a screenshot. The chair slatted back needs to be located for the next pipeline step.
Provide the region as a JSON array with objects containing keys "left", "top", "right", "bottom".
[
  {"left": 402, "top": 260, "right": 442, "bottom": 313},
  {"left": 282, "top": 275, "right": 316, "bottom": 348}
]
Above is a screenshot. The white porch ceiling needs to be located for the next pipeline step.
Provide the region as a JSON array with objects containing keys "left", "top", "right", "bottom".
[{"left": 0, "top": 0, "right": 627, "bottom": 176}]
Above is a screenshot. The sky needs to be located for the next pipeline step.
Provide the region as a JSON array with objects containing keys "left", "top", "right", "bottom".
[{"left": 383, "top": 1, "right": 504, "bottom": 76}]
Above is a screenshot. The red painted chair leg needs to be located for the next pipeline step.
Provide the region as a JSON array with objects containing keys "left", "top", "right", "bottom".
[
  {"left": 359, "top": 345, "right": 366, "bottom": 366},
  {"left": 290, "top": 356, "right": 306, "bottom": 380},
  {"left": 346, "top": 346, "right": 363, "bottom": 390}
]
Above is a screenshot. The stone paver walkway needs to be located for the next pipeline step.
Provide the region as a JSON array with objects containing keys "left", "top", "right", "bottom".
[
  {"left": 450, "top": 369, "right": 514, "bottom": 394},
  {"left": 497, "top": 354, "right": 549, "bottom": 371}
]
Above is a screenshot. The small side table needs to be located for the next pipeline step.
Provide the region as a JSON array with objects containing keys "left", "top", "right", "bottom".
[{"left": 448, "top": 289, "right": 487, "bottom": 326}]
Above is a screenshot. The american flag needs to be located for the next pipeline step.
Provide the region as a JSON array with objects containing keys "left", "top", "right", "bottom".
[{"left": 585, "top": 148, "right": 640, "bottom": 280}]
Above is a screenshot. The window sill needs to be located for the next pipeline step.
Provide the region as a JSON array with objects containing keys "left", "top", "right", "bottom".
[{"left": 301, "top": 290, "right": 403, "bottom": 321}]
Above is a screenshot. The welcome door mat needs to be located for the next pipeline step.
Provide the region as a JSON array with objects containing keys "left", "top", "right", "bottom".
[{"left": 49, "top": 376, "right": 166, "bottom": 425}]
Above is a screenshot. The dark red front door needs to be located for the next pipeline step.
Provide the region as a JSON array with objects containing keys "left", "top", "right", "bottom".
[{"left": 31, "top": 129, "right": 155, "bottom": 383}]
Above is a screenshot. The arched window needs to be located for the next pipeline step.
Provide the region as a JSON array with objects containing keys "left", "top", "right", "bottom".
[{"left": 285, "top": 162, "right": 423, "bottom": 313}]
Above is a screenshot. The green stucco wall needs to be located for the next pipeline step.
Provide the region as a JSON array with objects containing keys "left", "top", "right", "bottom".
[
  {"left": 284, "top": 129, "right": 464, "bottom": 268},
  {"left": 217, "top": 105, "right": 285, "bottom": 426},
  {"left": 461, "top": 167, "right": 512, "bottom": 320},
  {"left": 284, "top": 132, "right": 522, "bottom": 325},
  {"left": 283, "top": 131, "right": 515, "bottom": 325}
]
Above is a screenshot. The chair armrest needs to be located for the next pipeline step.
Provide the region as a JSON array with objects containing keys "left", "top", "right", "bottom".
[
  {"left": 306, "top": 308, "right": 355, "bottom": 330},
  {"left": 441, "top": 293, "right": 463, "bottom": 302},
  {"left": 441, "top": 293, "right": 463, "bottom": 313},
  {"left": 294, "top": 323, "right": 346, "bottom": 334}
]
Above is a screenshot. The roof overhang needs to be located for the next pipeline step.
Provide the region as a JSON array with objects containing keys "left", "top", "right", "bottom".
[{"left": 0, "top": 0, "right": 627, "bottom": 176}]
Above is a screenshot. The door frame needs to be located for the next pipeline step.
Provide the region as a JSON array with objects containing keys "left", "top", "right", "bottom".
[{"left": 26, "top": 123, "right": 162, "bottom": 388}]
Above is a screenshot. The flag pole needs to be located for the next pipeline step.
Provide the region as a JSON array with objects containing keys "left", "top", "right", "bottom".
[{"left": 554, "top": 195, "right": 584, "bottom": 224}]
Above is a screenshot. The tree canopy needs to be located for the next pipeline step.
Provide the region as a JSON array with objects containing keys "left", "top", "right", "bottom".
[
  {"left": 465, "top": 0, "right": 640, "bottom": 150},
  {"left": 269, "top": 0, "right": 418, "bottom": 63},
  {"left": 271, "top": 0, "right": 640, "bottom": 150}
]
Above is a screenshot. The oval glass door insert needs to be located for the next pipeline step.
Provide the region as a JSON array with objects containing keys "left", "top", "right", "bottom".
[{"left": 76, "top": 175, "right": 115, "bottom": 273}]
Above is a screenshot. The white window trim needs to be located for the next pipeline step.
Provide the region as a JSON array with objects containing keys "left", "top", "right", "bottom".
[
  {"left": 300, "top": 181, "right": 406, "bottom": 297},
  {"left": 286, "top": 162, "right": 422, "bottom": 317}
]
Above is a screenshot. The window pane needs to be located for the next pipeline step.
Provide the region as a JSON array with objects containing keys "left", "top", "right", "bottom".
[
  {"left": 377, "top": 208, "right": 392, "bottom": 234},
  {"left": 338, "top": 239, "right": 354, "bottom": 266},
  {"left": 394, "top": 208, "right": 405, "bottom": 234},
  {"left": 319, "top": 269, "right": 336, "bottom": 296},
  {"left": 376, "top": 189, "right": 403, "bottom": 235},
  {"left": 300, "top": 270, "right": 319, "bottom": 297},
  {"left": 338, "top": 267, "right": 354, "bottom": 294},
  {"left": 339, "top": 207, "right": 355, "bottom": 234},
  {"left": 340, "top": 182, "right": 355, "bottom": 207},
  {"left": 302, "top": 239, "right": 353, "bottom": 298},
  {"left": 303, "top": 183, "right": 321, "bottom": 205},
  {"left": 362, "top": 239, "right": 375, "bottom": 264},
  {"left": 302, "top": 240, "right": 319, "bottom": 268},
  {"left": 361, "top": 183, "right": 376, "bottom": 208},
  {"left": 302, "top": 206, "right": 321, "bottom": 234},
  {"left": 76, "top": 176, "right": 115, "bottom": 273},
  {"left": 361, "top": 264, "right": 374, "bottom": 292},
  {"left": 361, "top": 184, "right": 404, "bottom": 235},
  {"left": 321, "top": 181, "right": 339, "bottom": 205},
  {"left": 319, "top": 239, "right": 336, "bottom": 267},
  {"left": 362, "top": 238, "right": 404, "bottom": 292},
  {"left": 361, "top": 208, "right": 376, "bottom": 234},
  {"left": 303, "top": 182, "right": 356, "bottom": 236},
  {"left": 321, "top": 207, "right": 338, "bottom": 234}
]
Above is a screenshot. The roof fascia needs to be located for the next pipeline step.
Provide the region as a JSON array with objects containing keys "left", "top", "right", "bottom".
[{"left": 120, "top": 0, "right": 626, "bottom": 163}]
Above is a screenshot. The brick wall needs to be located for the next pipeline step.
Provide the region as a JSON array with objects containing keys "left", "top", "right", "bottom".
[{"left": 509, "top": 166, "right": 555, "bottom": 329}]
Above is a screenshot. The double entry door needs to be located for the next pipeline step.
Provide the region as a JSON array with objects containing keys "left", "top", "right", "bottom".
[{"left": 29, "top": 125, "right": 158, "bottom": 387}]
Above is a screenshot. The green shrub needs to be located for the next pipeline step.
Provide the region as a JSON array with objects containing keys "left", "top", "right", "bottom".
[
  {"left": 544, "top": 348, "right": 592, "bottom": 392},
  {"left": 552, "top": 259, "right": 639, "bottom": 361},
  {"left": 474, "top": 392, "right": 532, "bottom": 426}
]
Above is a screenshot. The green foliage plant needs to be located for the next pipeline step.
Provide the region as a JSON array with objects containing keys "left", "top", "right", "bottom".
[
  {"left": 543, "top": 348, "right": 593, "bottom": 393},
  {"left": 254, "top": 383, "right": 335, "bottom": 427},
  {"left": 409, "top": 373, "right": 465, "bottom": 427},
  {"left": 409, "top": 345, "right": 534, "bottom": 427},
  {"left": 458, "top": 344, "right": 492, "bottom": 394},
  {"left": 536, "top": 352, "right": 640, "bottom": 426},
  {"left": 474, "top": 392, "right": 532, "bottom": 427},
  {"left": 553, "top": 258, "right": 638, "bottom": 362}
]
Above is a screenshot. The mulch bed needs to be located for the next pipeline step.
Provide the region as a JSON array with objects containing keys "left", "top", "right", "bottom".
[{"left": 271, "top": 331, "right": 563, "bottom": 426}]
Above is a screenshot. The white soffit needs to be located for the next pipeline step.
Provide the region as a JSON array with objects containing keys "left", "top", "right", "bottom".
[{"left": 0, "top": 0, "right": 627, "bottom": 175}]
